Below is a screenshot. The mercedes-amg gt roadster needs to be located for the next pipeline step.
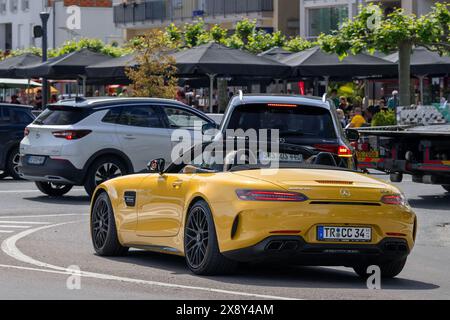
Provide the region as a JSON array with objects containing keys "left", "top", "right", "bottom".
[{"left": 90, "top": 144, "right": 416, "bottom": 278}]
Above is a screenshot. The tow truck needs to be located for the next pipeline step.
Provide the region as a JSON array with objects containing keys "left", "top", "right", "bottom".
[{"left": 356, "top": 106, "right": 450, "bottom": 192}]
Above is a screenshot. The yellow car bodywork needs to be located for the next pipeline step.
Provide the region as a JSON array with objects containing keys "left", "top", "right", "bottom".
[{"left": 92, "top": 168, "right": 416, "bottom": 260}]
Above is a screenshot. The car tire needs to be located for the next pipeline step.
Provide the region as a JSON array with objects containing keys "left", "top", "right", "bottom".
[
  {"left": 91, "top": 192, "right": 129, "bottom": 256},
  {"left": 353, "top": 258, "right": 407, "bottom": 279},
  {"left": 84, "top": 156, "right": 128, "bottom": 197},
  {"left": 35, "top": 182, "right": 73, "bottom": 197},
  {"left": 443, "top": 185, "right": 450, "bottom": 193},
  {"left": 184, "top": 200, "right": 237, "bottom": 275},
  {"left": 6, "top": 147, "right": 21, "bottom": 180}
]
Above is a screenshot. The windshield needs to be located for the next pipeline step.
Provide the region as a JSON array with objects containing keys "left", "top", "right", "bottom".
[
  {"left": 34, "top": 107, "right": 88, "bottom": 125},
  {"left": 166, "top": 141, "right": 353, "bottom": 174},
  {"left": 226, "top": 104, "right": 337, "bottom": 139}
]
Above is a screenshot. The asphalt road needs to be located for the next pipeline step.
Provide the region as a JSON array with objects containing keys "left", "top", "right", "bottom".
[{"left": 0, "top": 175, "right": 449, "bottom": 300}]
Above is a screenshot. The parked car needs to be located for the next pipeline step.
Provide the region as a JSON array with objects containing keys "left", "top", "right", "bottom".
[
  {"left": 204, "top": 94, "right": 360, "bottom": 169},
  {"left": 19, "top": 97, "right": 215, "bottom": 196},
  {"left": 0, "top": 104, "right": 35, "bottom": 180}
]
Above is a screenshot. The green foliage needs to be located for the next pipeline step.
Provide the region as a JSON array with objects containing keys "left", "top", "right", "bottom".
[
  {"left": 184, "top": 19, "right": 208, "bottom": 47},
  {"left": 51, "top": 38, "right": 129, "bottom": 58},
  {"left": 284, "top": 36, "right": 315, "bottom": 52},
  {"left": 209, "top": 24, "right": 227, "bottom": 44},
  {"left": 371, "top": 110, "right": 397, "bottom": 127},
  {"left": 318, "top": 3, "right": 450, "bottom": 57}
]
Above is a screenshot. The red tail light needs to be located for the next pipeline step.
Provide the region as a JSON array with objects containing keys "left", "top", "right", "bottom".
[
  {"left": 52, "top": 130, "right": 92, "bottom": 140},
  {"left": 314, "top": 144, "right": 339, "bottom": 154},
  {"left": 24, "top": 128, "right": 30, "bottom": 137},
  {"left": 338, "top": 145, "right": 353, "bottom": 158},
  {"left": 236, "top": 190, "right": 308, "bottom": 202},
  {"left": 381, "top": 194, "right": 407, "bottom": 206},
  {"left": 267, "top": 103, "right": 298, "bottom": 108}
]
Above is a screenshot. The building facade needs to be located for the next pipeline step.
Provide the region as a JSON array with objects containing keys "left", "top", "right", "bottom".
[
  {"left": 0, "top": 0, "right": 44, "bottom": 51},
  {"left": 0, "top": 0, "right": 122, "bottom": 52},
  {"left": 112, "top": 0, "right": 300, "bottom": 40},
  {"left": 299, "top": 0, "right": 446, "bottom": 39}
]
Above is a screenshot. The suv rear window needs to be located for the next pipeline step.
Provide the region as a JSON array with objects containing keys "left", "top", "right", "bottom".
[
  {"left": 34, "top": 107, "right": 88, "bottom": 126},
  {"left": 227, "top": 104, "right": 337, "bottom": 139}
]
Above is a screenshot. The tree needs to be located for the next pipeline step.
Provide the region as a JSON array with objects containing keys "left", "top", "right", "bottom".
[
  {"left": 318, "top": 3, "right": 450, "bottom": 107},
  {"left": 125, "top": 30, "right": 178, "bottom": 99}
]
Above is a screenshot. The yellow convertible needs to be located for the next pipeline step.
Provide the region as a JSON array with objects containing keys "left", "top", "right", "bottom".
[{"left": 90, "top": 146, "right": 416, "bottom": 278}]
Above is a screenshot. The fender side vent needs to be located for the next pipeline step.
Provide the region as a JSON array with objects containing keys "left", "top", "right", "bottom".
[{"left": 231, "top": 214, "right": 240, "bottom": 239}]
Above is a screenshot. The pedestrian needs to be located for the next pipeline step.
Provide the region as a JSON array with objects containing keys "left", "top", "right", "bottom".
[
  {"left": 330, "top": 89, "right": 340, "bottom": 109},
  {"left": 33, "top": 89, "right": 43, "bottom": 110},
  {"left": 348, "top": 107, "right": 367, "bottom": 128},
  {"left": 387, "top": 90, "right": 399, "bottom": 110},
  {"left": 338, "top": 96, "right": 349, "bottom": 112},
  {"left": 119, "top": 87, "right": 129, "bottom": 97},
  {"left": 336, "top": 108, "right": 347, "bottom": 128},
  {"left": 10, "top": 95, "right": 21, "bottom": 105},
  {"left": 49, "top": 94, "right": 58, "bottom": 104}
]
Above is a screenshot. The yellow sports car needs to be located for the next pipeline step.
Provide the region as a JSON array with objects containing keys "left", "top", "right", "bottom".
[{"left": 90, "top": 145, "right": 416, "bottom": 278}]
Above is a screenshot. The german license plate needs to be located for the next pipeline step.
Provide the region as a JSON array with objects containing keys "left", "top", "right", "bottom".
[
  {"left": 317, "top": 226, "right": 372, "bottom": 242},
  {"left": 260, "top": 152, "right": 303, "bottom": 162},
  {"left": 27, "top": 156, "right": 46, "bottom": 165}
]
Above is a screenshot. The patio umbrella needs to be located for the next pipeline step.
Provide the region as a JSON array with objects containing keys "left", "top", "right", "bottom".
[
  {"left": 258, "top": 47, "right": 292, "bottom": 61},
  {"left": 0, "top": 53, "right": 42, "bottom": 78},
  {"left": 0, "top": 78, "right": 42, "bottom": 89},
  {"left": 282, "top": 46, "right": 397, "bottom": 78},
  {"left": 172, "top": 43, "right": 289, "bottom": 77},
  {"left": 384, "top": 47, "right": 450, "bottom": 75},
  {"left": 85, "top": 53, "right": 137, "bottom": 82},
  {"left": 15, "top": 49, "right": 114, "bottom": 80},
  {"left": 173, "top": 43, "right": 290, "bottom": 111}
]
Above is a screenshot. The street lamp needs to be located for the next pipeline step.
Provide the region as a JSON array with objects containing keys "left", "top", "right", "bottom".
[{"left": 40, "top": 11, "right": 50, "bottom": 109}]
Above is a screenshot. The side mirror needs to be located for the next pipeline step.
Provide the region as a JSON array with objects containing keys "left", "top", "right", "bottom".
[
  {"left": 345, "top": 129, "right": 360, "bottom": 142},
  {"left": 202, "top": 122, "right": 219, "bottom": 135},
  {"left": 147, "top": 158, "right": 165, "bottom": 175}
]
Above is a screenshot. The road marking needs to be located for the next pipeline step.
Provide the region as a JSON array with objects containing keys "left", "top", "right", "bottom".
[
  {"left": 0, "top": 214, "right": 88, "bottom": 219},
  {"left": 0, "top": 231, "right": 14, "bottom": 233},
  {"left": 1, "top": 221, "right": 298, "bottom": 300},
  {"left": 0, "top": 221, "right": 49, "bottom": 225},
  {"left": 0, "top": 189, "right": 85, "bottom": 194},
  {"left": 0, "top": 225, "right": 32, "bottom": 229}
]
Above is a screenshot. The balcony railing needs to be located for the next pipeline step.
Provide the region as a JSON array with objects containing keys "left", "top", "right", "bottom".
[{"left": 114, "top": 0, "right": 274, "bottom": 25}]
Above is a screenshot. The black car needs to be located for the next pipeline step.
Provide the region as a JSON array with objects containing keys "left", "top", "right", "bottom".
[
  {"left": 0, "top": 104, "right": 35, "bottom": 179},
  {"left": 204, "top": 94, "right": 360, "bottom": 169}
]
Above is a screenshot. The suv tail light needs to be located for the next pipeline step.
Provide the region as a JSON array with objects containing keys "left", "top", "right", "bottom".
[
  {"left": 338, "top": 145, "right": 353, "bottom": 158},
  {"left": 52, "top": 130, "right": 92, "bottom": 140},
  {"left": 314, "top": 144, "right": 353, "bottom": 158},
  {"left": 24, "top": 128, "right": 30, "bottom": 137},
  {"left": 236, "top": 190, "right": 308, "bottom": 202}
]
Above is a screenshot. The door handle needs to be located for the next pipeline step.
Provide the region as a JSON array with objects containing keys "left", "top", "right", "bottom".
[
  {"left": 124, "top": 135, "right": 136, "bottom": 140},
  {"left": 172, "top": 180, "right": 183, "bottom": 188}
]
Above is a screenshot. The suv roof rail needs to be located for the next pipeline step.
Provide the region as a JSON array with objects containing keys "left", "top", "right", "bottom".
[
  {"left": 75, "top": 96, "right": 86, "bottom": 104},
  {"left": 322, "top": 93, "right": 327, "bottom": 103}
]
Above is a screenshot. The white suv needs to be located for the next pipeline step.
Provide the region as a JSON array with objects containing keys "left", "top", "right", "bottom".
[{"left": 19, "top": 97, "right": 214, "bottom": 196}]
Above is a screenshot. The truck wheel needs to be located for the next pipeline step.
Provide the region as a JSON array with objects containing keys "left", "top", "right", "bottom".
[
  {"left": 35, "top": 182, "right": 73, "bottom": 197},
  {"left": 390, "top": 172, "right": 403, "bottom": 183},
  {"left": 443, "top": 185, "right": 450, "bottom": 193}
]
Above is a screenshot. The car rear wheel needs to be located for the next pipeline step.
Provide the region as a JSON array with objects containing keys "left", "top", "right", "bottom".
[
  {"left": 6, "top": 147, "right": 21, "bottom": 180},
  {"left": 84, "top": 157, "right": 127, "bottom": 196},
  {"left": 443, "top": 185, "right": 450, "bottom": 193},
  {"left": 184, "top": 200, "right": 237, "bottom": 275},
  {"left": 35, "top": 182, "right": 73, "bottom": 197},
  {"left": 353, "top": 258, "right": 407, "bottom": 279},
  {"left": 91, "top": 192, "right": 128, "bottom": 256}
]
